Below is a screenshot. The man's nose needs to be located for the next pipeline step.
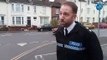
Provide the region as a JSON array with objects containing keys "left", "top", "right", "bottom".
[{"left": 59, "top": 14, "right": 64, "bottom": 19}]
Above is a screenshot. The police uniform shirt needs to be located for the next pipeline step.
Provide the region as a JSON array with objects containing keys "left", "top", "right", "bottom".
[
  {"left": 64, "top": 21, "right": 76, "bottom": 36},
  {"left": 55, "top": 21, "right": 103, "bottom": 60}
]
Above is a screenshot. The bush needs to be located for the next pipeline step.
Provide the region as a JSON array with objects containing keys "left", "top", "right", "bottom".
[
  {"left": 50, "top": 19, "right": 58, "bottom": 28},
  {"left": 0, "top": 25, "right": 8, "bottom": 31}
]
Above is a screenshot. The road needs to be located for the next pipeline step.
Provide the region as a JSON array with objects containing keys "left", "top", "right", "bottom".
[
  {"left": 0, "top": 31, "right": 55, "bottom": 60},
  {"left": 0, "top": 29, "right": 107, "bottom": 60}
]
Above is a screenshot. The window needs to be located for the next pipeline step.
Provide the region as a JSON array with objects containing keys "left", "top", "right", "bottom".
[
  {"left": 56, "top": 9, "right": 60, "bottom": 14},
  {"left": 1, "top": 16, "right": 4, "bottom": 25},
  {"left": 40, "top": 17, "right": 44, "bottom": 24},
  {"left": 87, "top": 17, "right": 90, "bottom": 23},
  {"left": 40, "top": 17, "right": 49, "bottom": 25},
  {"left": 33, "top": 17, "right": 37, "bottom": 19},
  {"left": 34, "top": 6, "right": 36, "bottom": 13},
  {"left": 16, "top": 4, "right": 20, "bottom": 12},
  {"left": 22, "top": 17, "right": 24, "bottom": 24},
  {"left": 34, "top": 17, "right": 37, "bottom": 21},
  {"left": 87, "top": 0, "right": 90, "bottom": 5},
  {"left": 81, "top": 8, "right": 83, "bottom": 13},
  {"left": 87, "top": 8, "right": 90, "bottom": 14},
  {"left": 12, "top": 17, "right": 15, "bottom": 25},
  {"left": 80, "top": 17, "right": 83, "bottom": 22},
  {"left": 16, "top": 17, "right": 21, "bottom": 24},
  {"left": 21, "top": 5, "right": 24, "bottom": 12},
  {"left": 44, "top": 17, "right": 49, "bottom": 24},
  {"left": 28, "top": 6, "right": 30, "bottom": 11},
  {"left": 93, "top": 10, "right": 95, "bottom": 14},
  {"left": 74, "top": 0, "right": 76, "bottom": 2},
  {"left": 12, "top": 4, "right": 14, "bottom": 11},
  {"left": 103, "top": 10, "right": 105, "bottom": 16},
  {"left": 0, "top": 16, "right": 4, "bottom": 25},
  {"left": 12, "top": 16, "right": 24, "bottom": 25},
  {"left": 27, "top": 17, "right": 31, "bottom": 20},
  {"left": 93, "top": 17, "right": 95, "bottom": 22},
  {"left": 11, "top": 4, "right": 24, "bottom": 12},
  {"left": 42, "top": 6, "right": 46, "bottom": 14}
]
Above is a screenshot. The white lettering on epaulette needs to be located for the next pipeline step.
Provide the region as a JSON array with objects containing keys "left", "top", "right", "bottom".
[{"left": 57, "top": 43, "right": 63, "bottom": 47}]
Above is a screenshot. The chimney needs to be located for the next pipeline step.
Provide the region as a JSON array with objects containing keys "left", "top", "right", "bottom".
[
  {"left": 6, "top": 0, "right": 9, "bottom": 3},
  {"left": 28, "top": 0, "right": 33, "bottom": 4}
]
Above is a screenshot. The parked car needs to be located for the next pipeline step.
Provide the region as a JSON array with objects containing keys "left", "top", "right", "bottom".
[
  {"left": 83, "top": 23, "right": 95, "bottom": 29},
  {"left": 99, "top": 23, "right": 107, "bottom": 28},
  {"left": 37, "top": 24, "right": 52, "bottom": 31}
]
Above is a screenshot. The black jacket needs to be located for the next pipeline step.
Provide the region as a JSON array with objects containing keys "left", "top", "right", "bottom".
[{"left": 55, "top": 22, "right": 103, "bottom": 60}]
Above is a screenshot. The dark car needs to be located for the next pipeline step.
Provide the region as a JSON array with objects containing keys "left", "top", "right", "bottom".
[{"left": 38, "top": 24, "right": 52, "bottom": 31}]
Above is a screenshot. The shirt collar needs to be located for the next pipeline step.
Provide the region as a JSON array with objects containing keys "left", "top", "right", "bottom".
[{"left": 64, "top": 21, "right": 76, "bottom": 34}]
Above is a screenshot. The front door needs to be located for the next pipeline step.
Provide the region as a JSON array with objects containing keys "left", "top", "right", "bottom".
[{"left": 27, "top": 17, "right": 31, "bottom": 26}]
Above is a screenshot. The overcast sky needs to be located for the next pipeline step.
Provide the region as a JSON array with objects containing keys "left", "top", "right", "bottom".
[
  {"left": 49, "top": 0, "right": 107, "bottom": 2},
  {"left": 103, "top": 0, "right": 107, "bottom": 2},
  {"left": 49, "top": 0, "right": 54, "bottom": 2}
]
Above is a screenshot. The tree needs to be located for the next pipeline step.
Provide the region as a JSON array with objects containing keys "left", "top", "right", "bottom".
[{"left": 50, "top": 19, "right": 58, "bottom": 28}]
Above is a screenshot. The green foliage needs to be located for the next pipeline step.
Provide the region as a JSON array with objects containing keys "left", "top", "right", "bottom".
[
  {"left": 50, "top": 19, "right": 58, "bottom": 28},
  {"left": 0, "top": 25, "right": 8, "bottom": 31}
]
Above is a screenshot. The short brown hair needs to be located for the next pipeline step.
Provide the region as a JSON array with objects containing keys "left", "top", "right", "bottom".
[{"left": 62, "top": 2, "right": 78, "bottom": 14}]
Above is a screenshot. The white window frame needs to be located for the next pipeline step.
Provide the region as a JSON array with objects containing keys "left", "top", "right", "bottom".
[
  {"left": 40, "top": 17, "right": 49, "bottom": 25},
  {"left": 12, "top": 16, "right": 24, "bottom": 25},
  {"left": 11, "top": 3, "right": 24, "bottom": 12},
  {"left": 0, "top": 16, "right": 4, "bottom": 25}
]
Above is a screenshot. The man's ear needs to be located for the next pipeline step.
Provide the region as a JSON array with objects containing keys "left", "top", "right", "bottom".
[{"left": 73, "top": 14, "right": 77, "bottom": 19}]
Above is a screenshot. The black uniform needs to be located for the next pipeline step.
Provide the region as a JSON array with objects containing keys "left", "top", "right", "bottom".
[{"left": 55, "top": 22, "right": 103, "bottom": 60}]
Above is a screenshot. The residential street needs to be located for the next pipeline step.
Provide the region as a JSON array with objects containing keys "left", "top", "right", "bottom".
[{"left": 0, "top": 29, "right": 107, "bottom": 60}]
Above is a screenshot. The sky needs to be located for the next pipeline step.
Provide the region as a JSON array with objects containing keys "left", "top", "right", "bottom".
[
  {"left": 49, "top": 0, "right": 107, "bottom": 2},
  {"left": 49, "top": 0, "right": 54, "bottom": 2},
  {"left": 103, "top": 0, "right": 107, "bottom": 2}
]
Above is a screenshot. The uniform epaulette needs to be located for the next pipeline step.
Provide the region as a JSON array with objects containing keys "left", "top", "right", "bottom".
[{"left": 89, "top": 29, "right": 92, "bottom": 32}]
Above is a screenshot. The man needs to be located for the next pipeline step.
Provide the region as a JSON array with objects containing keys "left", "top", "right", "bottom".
[{"left": 54, "top": 1, "right": 103, "bottom": 60}]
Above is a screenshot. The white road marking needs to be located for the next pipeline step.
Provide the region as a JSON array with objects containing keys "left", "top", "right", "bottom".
[
  {"left": 17, "top": 43, "right": 27, "bottom": 47},
  {"left": 35, "top": 52, "right": 56, "bottom": 57},
  {"left": 29, "top": 41, "right": 39, "bottom": 44},
  {"left": 1, "top": 34, "right": 12, "bottom": 37},
  {"left": 42, "top": 52, "right": 56, "bottom": 56},
  {"left": 11, "top": 41, "right": 56, "bottom": 60},
  {"left": 101, "top": 44, "right": 107, "bottom": 47},
  {"left": 35, "top": 55, "right": 44, "bottom": 60},
  {"left": 34, "top": 52, "right": 56, "bottom": 60}
]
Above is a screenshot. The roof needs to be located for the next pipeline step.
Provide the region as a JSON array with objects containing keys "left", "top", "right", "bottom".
[
  {"left": 9, "top": 0, "right": 30, "bottom": 4},
  {"left": 0, "top": 0, "right": 53, "bottom": 6},
  {"left": 32, "top": 0, "right": 50, "bottom": 6},
  {"left": 0, "top": 0, "right": 6, "bottom": 2},
  {"left": 50, "top": 2, "right": 61, "bottom": 8},
  {"left": 0, "top": 0, "right": 64, "bottom": 7}
]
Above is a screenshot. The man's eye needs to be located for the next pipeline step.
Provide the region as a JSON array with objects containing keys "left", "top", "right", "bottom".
[{"left": 63, "top": 13, "right": 69, "bottom": 16}]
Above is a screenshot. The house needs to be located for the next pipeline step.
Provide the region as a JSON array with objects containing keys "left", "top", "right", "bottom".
[
  {"left": 51, "top": 0, "right": 66, "bottom": 20},
  {"left": 51, "top": 0, "right": 107, "bottom": 24},
  {"left": 0, "top": 0, "right": 107, "bottom": 31},
  {"left": 66, "top": 0, "right": 107, "bottom": 23},
  {"left": 0, "top": 0, "right": 52, "bottom": 30}
]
